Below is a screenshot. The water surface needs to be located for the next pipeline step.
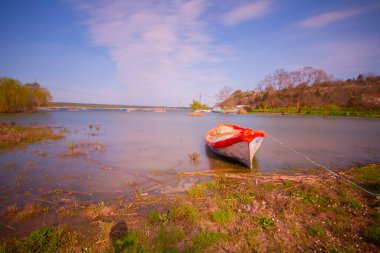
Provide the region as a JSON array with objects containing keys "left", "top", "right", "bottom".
[{"left": 1, "top": 110, "right": 379, "bottom": 206}]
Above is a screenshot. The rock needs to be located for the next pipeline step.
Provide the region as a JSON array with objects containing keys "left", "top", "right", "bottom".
[{"left": 110, "top": 221, "right": 129, "bottom": 241}]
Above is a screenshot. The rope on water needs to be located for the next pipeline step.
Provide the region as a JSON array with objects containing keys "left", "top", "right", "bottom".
[{"left": 267, "top": 133, "right": 379, "bottom": 199}]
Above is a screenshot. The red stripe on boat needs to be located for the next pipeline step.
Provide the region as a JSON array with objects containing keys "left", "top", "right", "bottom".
[{"left": 206, "top": 124, "right": 266, "bottom": 149}]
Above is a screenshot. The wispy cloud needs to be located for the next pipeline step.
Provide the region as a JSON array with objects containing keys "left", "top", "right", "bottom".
[
  {"left": 71, "top": 0, "right": 230, "bottom": 105},
  {"left": 222, "top": 1, "right": 272, "bottom": 26},
  {"left": 298, "top": 3, "right": 380, "bottom": 28}
]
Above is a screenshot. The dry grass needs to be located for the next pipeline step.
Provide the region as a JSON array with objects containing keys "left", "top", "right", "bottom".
[
  {"left": 0, "top": 164, "right": 379, "bottom": 252},
  {"left": 1, "top": 203, "right": 49, "bottom": 223},
  {"left": 188, "top": 152, "right": 200, "bottom": 162}
]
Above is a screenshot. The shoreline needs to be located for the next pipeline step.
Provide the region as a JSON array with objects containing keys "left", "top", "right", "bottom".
[
  {"left": 31, "top": 106, "right": 380, "bottom": 118},
  {"left": 1, "top": 163, "right": 379, "bottom": 252},
  {"left": 0, "top": 123, "right": 379, "bottom": 251}
]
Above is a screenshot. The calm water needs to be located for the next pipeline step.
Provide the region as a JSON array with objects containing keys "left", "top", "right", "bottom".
[{"left": 1, "top": 110, "right": 380, "bottom": 206}]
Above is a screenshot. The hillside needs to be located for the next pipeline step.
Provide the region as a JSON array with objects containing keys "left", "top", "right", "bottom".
[{"left": 219, "top": 69, "right": 380, "bottom": 115}]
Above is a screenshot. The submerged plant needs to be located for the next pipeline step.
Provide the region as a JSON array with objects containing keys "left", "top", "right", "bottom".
[
  {"left": 188, "top": 152, "right": 200, "bottom": 162},
  {"left": 0, "top": 125, "right": 63, "bottom": 150},
  {"left": 67, "top": 142, "right": 74, "bottom": 152}
]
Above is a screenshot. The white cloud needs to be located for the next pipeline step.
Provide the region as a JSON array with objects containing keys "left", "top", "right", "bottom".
[
  {"left": 298, "top": 3, "right": 380, "bottom": 28},
  {"left": 71, "top": 0, "right": 231, "bottom": 106},
  {"left": 222, "top": 1, "right": 272, "bottom": 26}
]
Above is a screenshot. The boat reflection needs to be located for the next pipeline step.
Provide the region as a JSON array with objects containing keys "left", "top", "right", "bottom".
[{"left": 204, "top": 145, "right": 261, "bottom": 174}]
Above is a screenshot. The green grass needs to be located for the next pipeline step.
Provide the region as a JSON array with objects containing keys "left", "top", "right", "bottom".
[
  {"left": 203, "top": 180, "right": 220, "bottom": 191},
  {"left": 23, "top": 227, "right": 67, "bottom": 253},
  {"left": 187, "top": 180, "right": 221, "bottom": 198},
  {"left": 350, "top": 164, "right": 380, "bottom": 194},
  {"left": 289, "top": 186, "right": 330, "bottom": 208},
  {"left": 308, "top": 225, "right": 326, "bottom": 238},
  {"left": 112, "top": 231, "right": 146, "bottom": 253},
  {"left": 0, "top": 241, "right": 18, "bottom": 253},
  {"left": 341, "top": 199, "right": 361, "bottom": 209},
  {"left": 0, "top": 226, "right": 75, "bottom": 253},
  {"left": 283, "top": 180, "right": 294, "bottom": 188},
  {"left": 211, "top": 210, "right": 234, "bottom": 225},
  {"left": 261, "top": 182, "right": 278, "bottom": 191},
  {"left": 187, "top": 184, "right": 207, "bottom": 198},
  {"left": 351, "top": 165, "right": 380, "bottom": 182},
  {"left": 147, "top": 210, "right": 169, "bottom": 224},
  {"left": 248, "top": 107, "right": 380, "bottom": 118},
  {"left": 256, "top": 215, "right": 275, "bottom": 230},
  {"left": 229, "top": 192, "right": 253, "bottom": 205},
  {"left": 1, "top": 163, "right": 379, "bottom": 252},
  {"left": 170, "top": 203, "right": 199, "bottom": 225},
  {"left": 153, "top": 226, "right": 184, "bottom": 252},
  {"left": 189, "top": 231, "right": 224, "bottom": 252},
  {"left": 363, "top": 223, "right": 380, "bottom": 246},
  {"left": 329, "top": 248, "right": 356, "bottom": 253}
]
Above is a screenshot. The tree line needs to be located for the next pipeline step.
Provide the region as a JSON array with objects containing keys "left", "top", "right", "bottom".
[
  {"left": 218, "top": 67, "right": 380, "bottom": 113},
  {"left": 0, "top": 77, "right": 52, "bottom": 113}
]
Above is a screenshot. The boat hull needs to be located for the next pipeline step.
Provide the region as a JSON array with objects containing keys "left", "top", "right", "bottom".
[
  {"left": 207, "top": 137, "right": 263, "bottom": 168},
  {"left": 205, "top": 124, "right": 265, "bottom": 168}
]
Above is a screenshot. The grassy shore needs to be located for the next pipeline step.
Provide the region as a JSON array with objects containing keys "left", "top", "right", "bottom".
[
  {"left": 248, "top": 107, "right": 380, "bottom": 118},
  {"left": 0, "top": 124, "right": 63, "bottom": 150},
  {"left": 0, "top": 164, "right": 379, "bottom": 252}
]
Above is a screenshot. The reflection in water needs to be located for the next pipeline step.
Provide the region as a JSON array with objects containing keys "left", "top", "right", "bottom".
[
  {"left": 0, "top": 110, "right": 379, "bottom": 206},
  {"left": 250, "top": 157, "right": 261, "bottom": 173},
  {"left": 205, "top": 145, "right": 261, "bottom": 174}
]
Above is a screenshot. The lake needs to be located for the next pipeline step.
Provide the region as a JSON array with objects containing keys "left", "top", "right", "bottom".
[{"left": 1, "top": 110, "right": 380, "bottom": 206}]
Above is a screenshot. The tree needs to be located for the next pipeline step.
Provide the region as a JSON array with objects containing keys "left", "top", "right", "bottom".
[
  {"left": 0, "top": 78, "right": 23, "bottom": 112},
  {"left": 0, "top": 77, "right": 52, "bottom": 113},
  {"left": 25, "top": 82, "right": 52, "bottom": 110},
  {"left": 190, "top": 100, "right": 208, "bottom": 111},
  {"left": 274, "top": 69, "right": 288, "bottom": 90},
  {"left": 216, "top": 86, "right": 234, "bottom": 102}
]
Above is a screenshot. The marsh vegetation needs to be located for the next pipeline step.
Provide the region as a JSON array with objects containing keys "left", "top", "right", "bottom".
[
  {"left": 0, "top": 124, "right": 63, "bottom": 150},
  {"left": 0, "top": 111, "right": 379, "bottom": 252},
  {"left": 0, "top": 164, "right": 379, "bottom": 252}
]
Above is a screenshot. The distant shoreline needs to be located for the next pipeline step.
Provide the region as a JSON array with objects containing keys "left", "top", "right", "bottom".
[{"left": 44, "top": 102, "right": 187, "bottom": 110}]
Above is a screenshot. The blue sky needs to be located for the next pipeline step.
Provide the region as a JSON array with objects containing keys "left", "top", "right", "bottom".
[{"left": 1, "top": 0, "right": 380, "bottom": 106}]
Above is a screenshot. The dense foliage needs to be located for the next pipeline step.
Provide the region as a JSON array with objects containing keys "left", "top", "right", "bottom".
[
  {"left": 0, "top": 77, "right": 52, "bottom": 113},
  {"left": 218, "top": 67, "right": 380, "bottom": 113},
  {"left": 190, "top": 100, "right": 209, "bottom": 110}
]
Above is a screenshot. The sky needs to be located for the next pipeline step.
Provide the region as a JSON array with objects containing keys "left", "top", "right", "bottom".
[{"left": 0, "top": 0, "right": 380, "bottom": 106}]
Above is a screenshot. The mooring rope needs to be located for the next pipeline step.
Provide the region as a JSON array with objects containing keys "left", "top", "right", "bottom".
[{"left": 267, "top": 133, "right": 379, "bottom": 199}]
